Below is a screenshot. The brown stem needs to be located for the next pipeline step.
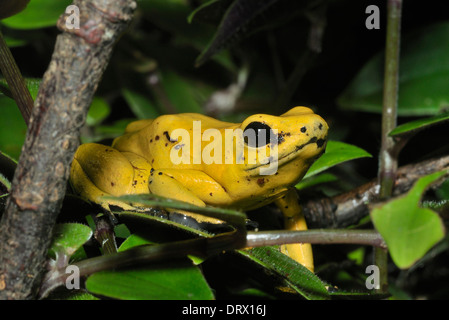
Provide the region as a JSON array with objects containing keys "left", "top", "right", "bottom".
[
  {"left": 0, "top": 30, "right": 34, "bottom": 125},
  {"left": 0, "top": 0, "right": 136, "bottom": 300},
  {"left": 303, "top": 154, "right": 449, "bottom": 229}
]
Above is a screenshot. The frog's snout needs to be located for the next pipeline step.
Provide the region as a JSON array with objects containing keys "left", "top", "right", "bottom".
[{"left": 308, "top": 117, "right": 328, "bottom": 150}]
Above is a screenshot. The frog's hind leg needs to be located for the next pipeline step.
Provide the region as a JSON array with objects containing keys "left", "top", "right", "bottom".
[
  {"left": 274, "top": 189, "right": 314, "bottom": 272},
  {"left": 70, "top": 143, "right": 152, "bottom": 211}
]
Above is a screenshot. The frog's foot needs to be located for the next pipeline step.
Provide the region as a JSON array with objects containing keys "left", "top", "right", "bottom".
[{"left": 274, "top": 189, "right": 314, "bottom": 272}]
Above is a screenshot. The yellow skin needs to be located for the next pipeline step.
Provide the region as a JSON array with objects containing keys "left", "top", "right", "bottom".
[{"left": 70, "top": 106, "right": 328, "bottom": 271}]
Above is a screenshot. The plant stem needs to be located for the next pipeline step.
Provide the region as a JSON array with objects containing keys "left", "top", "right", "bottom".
[
  {"left": 376, "top": 0, "right": 403, "bottom": 295},
  {"left": 379, "top": 0, "right": 402, "bottom": 199},
  {"left": 0, "top": 30, "right": 34, "bottom": 125},
  {"left": 39, "top": 228, "right": 386, "bottom": 298},
  {"left": 246, "top": 229, "right": 386, "bottom": 248},
  {"left": 374, "top": 247, "right": 389, "bottom": 293}
]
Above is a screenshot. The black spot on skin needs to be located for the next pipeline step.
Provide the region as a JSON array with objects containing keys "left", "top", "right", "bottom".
[
  {"left": 165, "top": 143, "right": 168, "bottom": 147},
  {"left": 257, "top": 178, "right": 265, "bottom": 187},
  {"left": 155, "top": 135, "right": 160, "bottom": 140},
  {"left": 285, "top": 206, "right": 289, "bottom": 209},
  {"left": 316, "top": 138, "right": 326, "bottom": 148},
  {"left": 319, "top": 123, "right": 323, "bottom": 130},
  {"left": 158, "top": 172, "right": 163, "bottom": 175},
  {"left": 209, "top": 192, "right": 213, "bottom": 196},
  {"left": 150, "top": 139, "right": 153, "bottom": 143},
  {"left": 301, "top": 126, "right": 307, "bottom": 133},
  {"left": 111, "top": 182, "right": 115, "bottom": 187}
]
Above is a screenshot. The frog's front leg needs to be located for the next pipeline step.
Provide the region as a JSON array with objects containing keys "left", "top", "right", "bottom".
[
  {"left": 148, "top": 169, "right": 233, "bottom": 224},
  {"left": 274, "top": 189, "right": 314, "bottom": 272}
]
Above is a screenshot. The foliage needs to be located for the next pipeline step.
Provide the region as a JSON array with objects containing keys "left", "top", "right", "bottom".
[{"left": 0, "top": 0, "right": 448, "bottom": 300}]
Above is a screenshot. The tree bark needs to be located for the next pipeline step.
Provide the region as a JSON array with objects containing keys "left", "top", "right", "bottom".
[{"left": 0, "top": 0, "right": 135, "bottom": 299}]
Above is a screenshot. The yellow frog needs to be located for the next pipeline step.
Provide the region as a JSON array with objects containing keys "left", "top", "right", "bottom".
[{"left": 70, "top": 106, "right": 328, "bottom": 271}]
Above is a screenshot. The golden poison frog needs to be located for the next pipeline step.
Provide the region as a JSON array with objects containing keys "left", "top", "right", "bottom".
[{"left": 70, "top": 106, "right": 328, "bottom": 271}]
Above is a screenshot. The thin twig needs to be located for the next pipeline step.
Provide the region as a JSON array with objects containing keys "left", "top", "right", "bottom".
[
  {"left": 0, "top": 30, "right": 34, "bottom": 125},
  {"left": 376, "top": 0, "right": 403, "bottom": 294},
  {"left": 39, "top": 227, "right": 385, "bottom": 298},
  {"left": 246, "top": 229, "right": 386, "bottom": 248}
]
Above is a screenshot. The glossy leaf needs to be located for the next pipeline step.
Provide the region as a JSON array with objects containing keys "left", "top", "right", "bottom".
[
  {"left": 1, "top": 0, "right": 72, "bottom": 29},
  {"left": 338, "top": 21, "right": 449, "bottom": 116},
  {"left": 85, "top": 259, "right": 214, "bottom": 299},
  {"left": 121, "top": 88, "right": 160, "bottom": 120},
  {"left": 389, "top": 112, "right": 449, "bottom": 137},
  {"left": 158, "top": 69, "right": 203, "bottom": 113},
  {"left": 107, "top": 193, "right": 247, "bottom": 227},
  {"left": 239, "top": 247, "right": 330, "bottom": 300},
  {"left": 295, "top": 172, "right": 337, "bottom": 191},
  {"left": 48, "top": 223, "right": 93, "bottom": 258},
  {"left": 371, "top": 171, "right": 447, "bottom": 269},
  {"left": 118, "top": 234, "right": 154, "bottom": 252},
  {"left": 304, "top": 140, "right": 372, "bottom": 179},
  {"left": 86, "top": 97, "right": 110, "bottom": 126}
]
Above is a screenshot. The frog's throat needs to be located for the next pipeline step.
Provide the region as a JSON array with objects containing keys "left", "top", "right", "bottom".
[{"left": 243, "top": 136, "right": 327, "bottom": 173}]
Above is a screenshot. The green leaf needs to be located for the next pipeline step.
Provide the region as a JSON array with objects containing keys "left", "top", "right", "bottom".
[
  {"left": 121, "top": 88, "right": 160, "bottom": 120},
  {"left": 338, "top": 21, "right": 449, "bottom": 116},
  {"left": 371, "top": 171, "right": 447, "bottom": 269},
  {"left": 0, "top": 95, "right": 27, "bottom": 160},
  {"left": 85, "top": 258, "right": 214, "bottom": 300},
  {"left": 295, "top": 172, "right": 337, "bottom": 191},
  {"left": 49, "top": 223, "right": 93, "bottom": 258},
  {"left": 107, "top": 193, "right": 247, "bottom": 227},
  {"left": 304, "top": 140, "right": 372, "bottom": 179},
  {"left": 118, "top": 234, "right": 154, "bottom": 252},
  {"left": 158, "top": 69, "right": 203, "bottom": 113},
  {"left": 389, "top": 112, "right": 449, "bottom": 137},
  {"left": 86, "top": 97, "right": 110, "bottom": 126},
  {"left": 239, "top": 247, "right": 330, "bottom": 300},
  {"left": 1, "top": 0, "right": 72, "bottom": 30}
]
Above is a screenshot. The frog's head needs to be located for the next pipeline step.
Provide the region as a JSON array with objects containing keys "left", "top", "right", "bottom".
[{"left": 222, "top": 106, "right": 328, "bottom": 196}]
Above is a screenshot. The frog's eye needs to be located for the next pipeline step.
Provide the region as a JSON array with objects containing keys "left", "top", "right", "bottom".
[{"left": 243, "top": 122, "right": 273, "bottom": 148}]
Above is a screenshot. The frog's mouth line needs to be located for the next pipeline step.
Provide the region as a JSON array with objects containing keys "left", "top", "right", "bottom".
[{"left": 244, "top": 136, "right": 327, "bottom": 172}]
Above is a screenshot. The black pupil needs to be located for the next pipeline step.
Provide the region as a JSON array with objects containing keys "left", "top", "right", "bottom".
[{"left": 244, "top": 122, "right": 273, "bottom": 147}]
